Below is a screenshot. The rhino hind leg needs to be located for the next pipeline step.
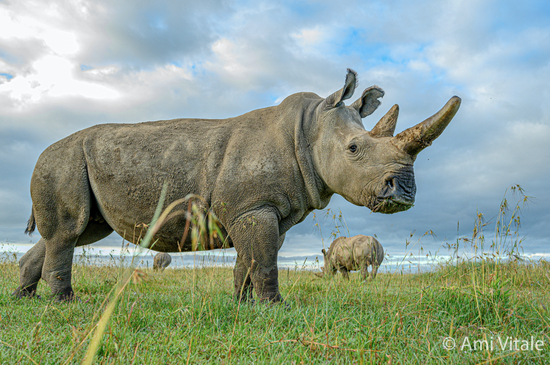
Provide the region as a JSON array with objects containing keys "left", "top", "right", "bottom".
[
  {"left": 40, "top": 232, "right": 80, "bottom": 301},
  {"left": 371, "top": 262, "right": 379, "bottom": 279},
  {"left": 25, "top": 146, "right": 100, "bottom": 301},
  {"left": 40, "top": 214, "right": 114, "bottom": 302},
  {"left": 360, "top": 263, "right": 368, "bottom": 281},
  {"left": 13, "top": 238, "right": 47, "bottom": 298},
  {"left": 13, "top": 217, "right": 113, "bottom": 301},
  {"left": 75, "top": 219, "right": 114, "bottom": 246}
]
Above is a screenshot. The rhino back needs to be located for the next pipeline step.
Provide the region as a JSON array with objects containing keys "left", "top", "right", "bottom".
[
  {"left": 373, "top": 238, "right": 384, "bottom": 265},
  {"left": 330, "top": 237, "right": 357, "bottom": 270},
  {"left": 352, "top": 235, "right": 384, "bottom": 265}
]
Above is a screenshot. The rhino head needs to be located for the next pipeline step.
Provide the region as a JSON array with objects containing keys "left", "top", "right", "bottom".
[
  {"left": 310, "top": 69, "right": 461, "bottom": 214},
  {"left": 315, "top": 248, "right": 336, "bottom": 277}
]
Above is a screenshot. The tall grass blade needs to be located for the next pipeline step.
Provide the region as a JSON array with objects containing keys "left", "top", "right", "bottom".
[{"left": 81, "top": 183, "right": 168, "bottom": 365}]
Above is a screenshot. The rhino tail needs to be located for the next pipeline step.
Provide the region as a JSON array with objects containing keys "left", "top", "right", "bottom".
[{"left": 24, "top": 208, "right": 36, "bottom": 235}]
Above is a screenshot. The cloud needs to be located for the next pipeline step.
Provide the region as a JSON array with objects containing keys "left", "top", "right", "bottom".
[
  {"left": 0, "top": 55, "right": 120, "bottom": 104},
  {"left": 0, "top": 0, "right": 549, "bottom": 260}
]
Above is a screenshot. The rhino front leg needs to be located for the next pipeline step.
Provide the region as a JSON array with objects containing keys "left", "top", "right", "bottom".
[
  {"left": 229, "top": 208, "right": 282, "bottom": 303},
  {"left": 13, "top": 238, "right": 46, "bottom": 298},
  {"left": 234, "top": 254, "right": 253, "bottom": 302},
  {"left": 340, "top": 267, "right": 350, "bottom": 280}
]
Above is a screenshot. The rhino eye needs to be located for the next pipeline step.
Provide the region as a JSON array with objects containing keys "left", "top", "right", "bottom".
[{"left": 348, "top": 144, "right": 358, "bottom": 153}]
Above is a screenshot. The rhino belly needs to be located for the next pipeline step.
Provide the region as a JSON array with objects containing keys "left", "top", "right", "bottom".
[
  {"left": 89, "top": 187, "right": 232, "bottom": 252},
  {"left": 87, "top": 174, "right": 233, "bottom": 252},
  {"left": 81, "top": 123, "right": 230, "bottom": 251}
]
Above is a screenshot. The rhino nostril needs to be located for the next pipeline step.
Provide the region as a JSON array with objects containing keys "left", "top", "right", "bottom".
[{"left": 386, "top": 178, "right": 395, "bottom": 190}]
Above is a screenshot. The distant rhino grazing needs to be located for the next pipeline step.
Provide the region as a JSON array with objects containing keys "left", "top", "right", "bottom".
[
  {"left": 319, "top": 235, "right": 384, "bottom": 280},
  {"left": 153, "top": 252, "right": 172, "bottom": 271},
  {"left": 13, "top": 69, "right": 460, "bottom": 303}
]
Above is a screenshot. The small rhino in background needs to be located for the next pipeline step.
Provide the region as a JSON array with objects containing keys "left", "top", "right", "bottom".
[
  {"left": 153, "top": 252, "right": 172, "bottom": 271},
  {"left": 319, "top": 235, "right": 384, "bottom": 280}
]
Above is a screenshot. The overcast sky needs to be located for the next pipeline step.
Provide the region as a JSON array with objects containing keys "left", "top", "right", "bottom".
[{"left": 1, "top": 0, "right": 549, "bottom": 260}]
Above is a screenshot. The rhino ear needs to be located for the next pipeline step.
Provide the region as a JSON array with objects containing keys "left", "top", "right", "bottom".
[
  {"left": 325, "top": 69, "right": 357, "bottom": 108},
  {"left": 351, "top": 86, "right": 385, "bottom": 118},
  {"left": 321, "top": 248, "right": 327, "bottom": 256}
]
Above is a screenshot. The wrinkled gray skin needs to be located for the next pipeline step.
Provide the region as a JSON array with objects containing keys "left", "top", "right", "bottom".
[
  {"left": 13, "top": 69, "right": 460, "bottom": 303},
  {"left": 153, "top": 252, "right": 172, "bottom": 271},
  {"left": 319, "top": 235, "right": 384, "bottom": 280}
]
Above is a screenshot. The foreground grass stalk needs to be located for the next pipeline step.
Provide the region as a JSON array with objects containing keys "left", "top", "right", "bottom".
[
  {"left": 81, "top": 183, "right": 169, "bottom": 365},
  {"left": 81, "top": 268, "right": 136, "bottom": 364},
  {"left": 186, "top": 335, "right": 193, "bottom": 365}
]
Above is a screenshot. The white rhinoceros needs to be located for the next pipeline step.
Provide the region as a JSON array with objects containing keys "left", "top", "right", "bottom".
[
  {"left": 153, "top": 252, "right": 172, "bottom": 271},
  {"left": 320, "top": 235, "right": 384, "bottom": 280},
  {"left": 13, "top": 69, "right": 460, "bottom": 302}
]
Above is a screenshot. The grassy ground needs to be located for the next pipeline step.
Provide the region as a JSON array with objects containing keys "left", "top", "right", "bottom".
[
  {"left": 2, "top": 185, "right": 547, "bottom": 364},
  {"left": 1, "top": 256, "right": 549, "bottom": 364}
]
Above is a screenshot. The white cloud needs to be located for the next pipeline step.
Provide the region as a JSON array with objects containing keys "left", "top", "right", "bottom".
[
  {"left": 0, "top": 55, "right": 120, "bottom": 105},
  {"left": 293, "top": 27, "right": 324, "bottom": 46},
  {"left": 291, "top": 26, "right": 325, "bottom": 57},
  {"left": 211, "top": 38, "right": 247, "bottom": 76},
  {"left": 407, "top": 59, "right": 431, "bottom": 74},
  {"left": 0, "top": 0, "right": 548, "bottom": 258},
  {"left": 42, "top": 30, "right": 79, "bottom": 55},
  {"left": 0, "top": 8, "right": 36, "bottom": 40}
]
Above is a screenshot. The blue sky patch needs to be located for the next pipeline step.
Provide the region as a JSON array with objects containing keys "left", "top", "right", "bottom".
[
  {"left": 147, "top": 13, "right": 168, "bottom": 31},
  {"left": 0, "top": 72, "right": 13, "bottom": 80}
]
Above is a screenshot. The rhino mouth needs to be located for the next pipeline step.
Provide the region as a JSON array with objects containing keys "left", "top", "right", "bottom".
[
  {"left": 373, "top": 196, "right": 414, "bottom": 214},
  {"left": 371, "top": 171, "right": 416, "bottom": 214}
]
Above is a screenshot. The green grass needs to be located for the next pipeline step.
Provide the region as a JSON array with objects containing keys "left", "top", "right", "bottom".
[
  {"left": 1, "top": 257, "right": 549, "bottom": 364},
  {"left": 1, "top": 185, "right": 548, "bottom": 364}
]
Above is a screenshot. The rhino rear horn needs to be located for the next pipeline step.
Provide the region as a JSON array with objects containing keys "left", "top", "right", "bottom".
[
  {"left": 325, "top": 69, "right": 358, "bottom": 108},
  {"left": 393, "top": 96, "right": 461, "bottom": 156},
  {"left": 369, "top": 104, "right": 399, "bottom": 137}
]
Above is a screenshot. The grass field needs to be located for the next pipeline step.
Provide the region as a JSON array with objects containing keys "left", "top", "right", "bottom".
[
  {"left": 1, "top": 253, "right": 549, "bottom": 364},
  {"left": 1, "top": 186, "right": 548, "bottom": 364}
]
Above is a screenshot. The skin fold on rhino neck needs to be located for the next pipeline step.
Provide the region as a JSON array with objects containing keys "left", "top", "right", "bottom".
[{"left": 293, "top": 95, "right": 333, "bottom": 211}]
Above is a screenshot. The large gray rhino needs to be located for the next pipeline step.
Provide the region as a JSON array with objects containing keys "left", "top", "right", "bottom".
[{"left": 13, "top": 69, "right": 460, "bottom": 303}]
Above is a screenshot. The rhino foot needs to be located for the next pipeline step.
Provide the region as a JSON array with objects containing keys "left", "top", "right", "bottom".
[
  {"left": 53, "top": 290, "right": 77, "bottom": 303},
  {"left": 238, "top": 297, "right": 290, "bottom": 309},
  {"left": 256, "top": 292, "right": 288, "bottom": 306},
  {"left": 12, "top": 286, "right": 41, "bottom": 300},
  {"left": 273, "top": 299, "right": 291, "bottom": 310},
  {"left": 264, "top": 298, "right": 291, "bottom": 310}
]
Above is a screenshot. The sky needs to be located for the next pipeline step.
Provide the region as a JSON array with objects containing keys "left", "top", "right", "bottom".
[{"left": 1, "top": 0, "right": 549, "bottom": 261}]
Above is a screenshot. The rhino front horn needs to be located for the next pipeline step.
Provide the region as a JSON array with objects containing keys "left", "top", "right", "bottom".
[{"left": 393, "top": 96, "right": 461, "bottom": 156}]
